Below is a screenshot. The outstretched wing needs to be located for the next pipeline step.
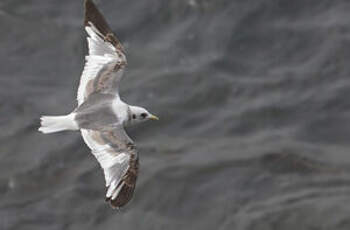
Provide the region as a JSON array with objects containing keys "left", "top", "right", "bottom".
[
  {"left": 81, "top": 127, "right": 138, "bottom": 208},
  {"left": 77, "top": 0, "right": 127, "bottom": 106}
]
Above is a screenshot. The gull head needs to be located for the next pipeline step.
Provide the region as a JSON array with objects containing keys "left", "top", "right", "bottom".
[{"left": 127, "top": 106, "right": 159, "bottom": 125}]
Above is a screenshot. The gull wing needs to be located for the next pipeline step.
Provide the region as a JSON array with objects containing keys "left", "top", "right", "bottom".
[
  {"left": 77, "top": 0, "right": 127, "bottom": 106},
  {"left": 81, "top": 127, "right": 138, "bottom": 208}
]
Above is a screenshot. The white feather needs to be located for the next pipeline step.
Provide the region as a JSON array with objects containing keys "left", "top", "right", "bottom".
[
  {"left": 81, "top": 130, "right": 130, "bottom": 189},
  {"left": 111, "top": 181, "right": 125, "bottom": 200},
  {"left": 76, "top": 25, "right": 125, "bottom": 106},
  {"left": 77, "top": 55, "right": 113, "bottom": 105},
  {"left": 39, "top": 113, "right": 78, "bottom": 134}
]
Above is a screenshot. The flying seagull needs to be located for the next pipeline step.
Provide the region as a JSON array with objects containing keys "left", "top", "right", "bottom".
[{"left": 39, "top": 0, "right": 159, "bottom": 208}]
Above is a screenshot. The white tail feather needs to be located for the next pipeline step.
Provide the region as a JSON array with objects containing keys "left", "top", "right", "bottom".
[{"left": 38, "top": 113, "right": 78, "bottom": 134}]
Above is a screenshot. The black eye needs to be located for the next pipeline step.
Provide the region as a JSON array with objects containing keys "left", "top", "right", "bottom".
[
  {"left": 141, "top": 113, "right": 147, "bottom": 119},
  {"left": 132, "top": 114, "right": 136, "bottom": 119}
]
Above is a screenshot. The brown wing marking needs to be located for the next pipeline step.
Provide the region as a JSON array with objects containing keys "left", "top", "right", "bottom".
[
  {"left": 93, "top": 65, "right": 124, "bottom": 95},
  {"left": 84, "top": 79, "right": 95, "bottom": 101},
  {"left": 88, "top": 130, "right": 106, "bottom": 145},
  {"left": 93, "top": 66, "right": 113, "bottom": 94},
  {"left": 84, "top": 61, "right": 125, "bottom": 101},
  {"left": 107, "top": 153, "right": 139, "bottom": 208},
  {"left": 100, "top": 130, "right": 139, "bottom": 208}
]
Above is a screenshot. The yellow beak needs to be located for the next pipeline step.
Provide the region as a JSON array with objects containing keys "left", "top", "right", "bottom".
[{"left": 149, "top": 114, "right": 159, "bottom": 120}]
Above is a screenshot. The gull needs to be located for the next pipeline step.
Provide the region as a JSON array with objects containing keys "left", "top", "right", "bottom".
[{"left": 38, "top": 0, "right": 159, "bottom": 208}]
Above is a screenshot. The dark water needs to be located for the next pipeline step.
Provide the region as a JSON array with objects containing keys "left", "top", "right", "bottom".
[{"left": 1, "top": 0, "right": 350, "bottom": 229}]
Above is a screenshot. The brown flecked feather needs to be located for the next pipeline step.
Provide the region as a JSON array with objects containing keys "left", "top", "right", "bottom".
[
  {"left": 108, "top": 154, "right": 139, "bottom": 208},
  {"left": 98, "top": 131, "right": 138, "bottom": 208}
]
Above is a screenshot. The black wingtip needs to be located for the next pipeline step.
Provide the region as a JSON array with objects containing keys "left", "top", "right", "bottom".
[
  {"left": 84, "top": 0, "right": 95, "bottom": 12},
  {"left": 84, "top": 0, "right": 94, "bottom": 23},
  {"left": 83, "top": 0, "right": 125, "bottom": 52},
  {"left": 84, "top": 0, "right": 111, "bottom": 33},
  {"left": 84, "top": 0, "right": 92, "bottom": 26}
]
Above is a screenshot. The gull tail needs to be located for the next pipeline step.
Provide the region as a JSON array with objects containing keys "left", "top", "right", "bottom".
[{"left": 38, "top": 113, "right": 79, "bottom": 134}]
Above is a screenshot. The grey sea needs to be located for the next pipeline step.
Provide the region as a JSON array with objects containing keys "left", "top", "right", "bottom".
[{"left": 1, "top": 0, "right": 350, "bottom": 229}]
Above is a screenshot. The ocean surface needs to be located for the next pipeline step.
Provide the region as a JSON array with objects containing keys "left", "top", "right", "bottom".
[{"left": 1, "top": 0, "right": 350, "bottom": 229}]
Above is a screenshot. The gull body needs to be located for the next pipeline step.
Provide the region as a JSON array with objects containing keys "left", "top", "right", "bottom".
[{"left": 38, "top": 0, "right": 158, "bottom": 208}]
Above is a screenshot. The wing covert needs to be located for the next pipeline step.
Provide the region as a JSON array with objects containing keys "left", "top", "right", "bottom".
[
  {"left": 81, "top": 127, "right": 138, "bottom": 208},
  {"left": 77, "top": 0, "right": 127, "bottom": 106}
]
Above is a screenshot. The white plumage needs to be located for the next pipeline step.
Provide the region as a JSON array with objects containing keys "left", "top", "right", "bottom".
[
  {"left": 39, "top": 114, "right": 78, "bottom": 134},
  {"left": 77, "top": 24, "right": 125, "bottom": 105},
  {"left": 37, "top": 0, "right": 160, "bottom": 209}
]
